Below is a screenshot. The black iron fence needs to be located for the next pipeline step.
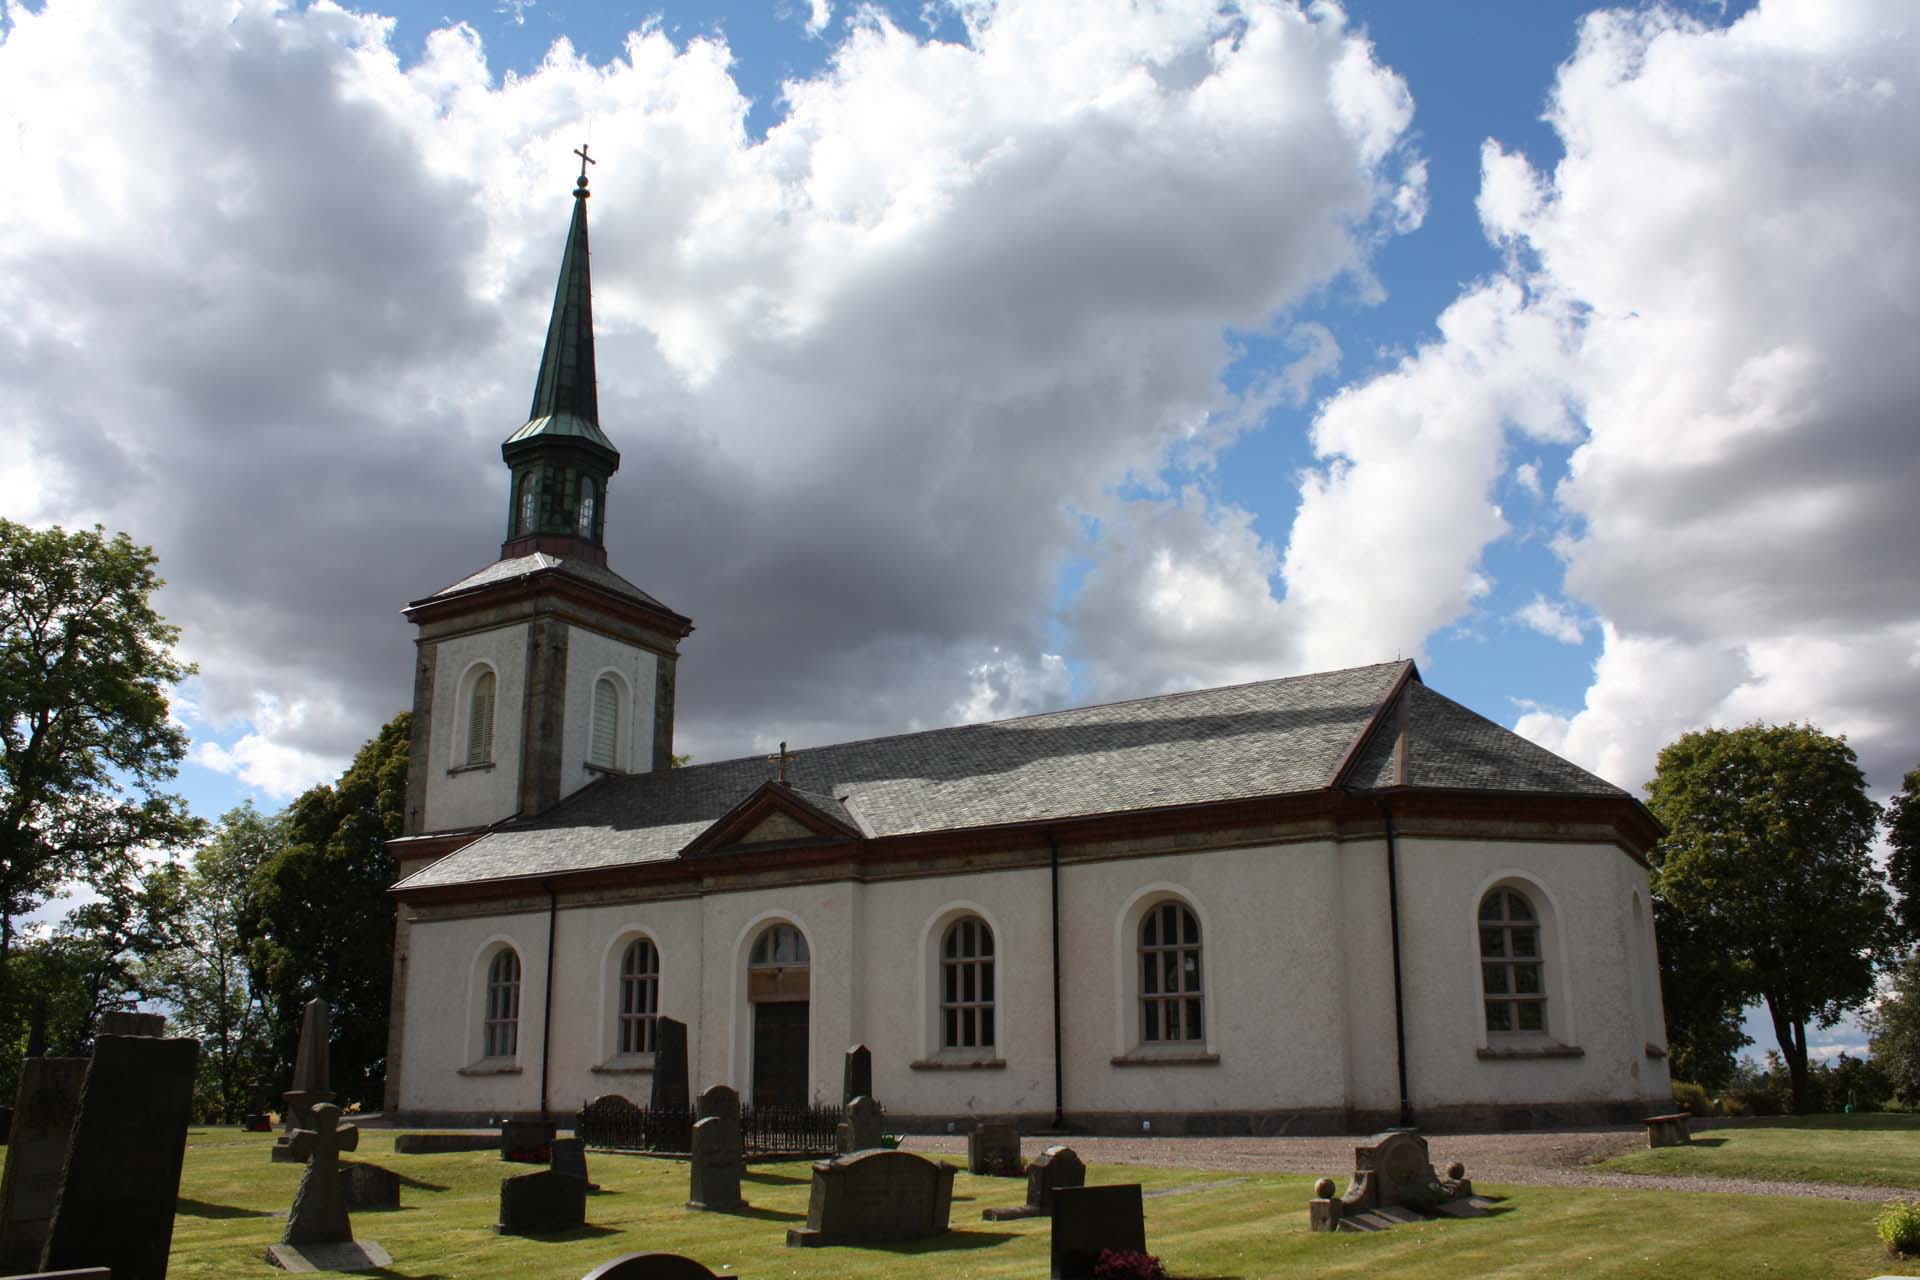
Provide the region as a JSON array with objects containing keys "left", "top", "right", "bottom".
[{"left": 574, "top": 1095, "right": 847, "bottom": 1159}]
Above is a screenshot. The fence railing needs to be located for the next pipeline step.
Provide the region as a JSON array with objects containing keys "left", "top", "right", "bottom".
[{"left": 574, "top": 1095, "right": 847, "bottom": 1159}]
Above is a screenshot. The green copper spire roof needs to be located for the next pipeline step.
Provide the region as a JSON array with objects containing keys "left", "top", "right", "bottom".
[{"left": 506, "top": 170, "right": 616, "bottom": 454}]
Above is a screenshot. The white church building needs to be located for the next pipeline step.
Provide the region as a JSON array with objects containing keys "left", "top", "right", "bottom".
[{"left": 384, "top": 170, "right": 1674, "bottom": 1134}]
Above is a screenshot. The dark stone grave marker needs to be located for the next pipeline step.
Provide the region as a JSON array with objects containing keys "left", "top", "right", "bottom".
[
  {"left": 1050, "top": 1184, "right": 1146, "bottom": 1279},
  {"left": 552, "top": 1137, "right": 598, "bottom": 1190},
  {"left": 499, "top": 1169, "right": 587, "bottom": 1236},
  {"left": 835, "top": 1094, "right": 882, "bottom": 1154},
  {"left": 393, "top": 1132, "right": 500, "bottom": 1155},
  {"left": 96, "top": 1011, "right": 165, "bottom": 1037},
  {"left": 267, "top": 1102, "right": 392, "bottom": 1271},
  {"left": 841, "top": 1043, "right": 871, "bottom": 1106},
  {"left": 968, "top": 1120, "right": 1022, "bottom": 1175},
  {"left": 580, "top": 1253, "right": 720, "bottom": 1280},
  {"left": 649, "top": 1019, "right": 690, "bottom": 1110},
  {"left": 338, "top": 1162, "right": 402, "bottom": 1211},
  {"left": 687, "top": 1085, "right": 743, "bottom": 1211},
  {"left": 501, "top": 1117, "right": 556, "bottom": 1163},
  {"left": 40, "top": 1035, "right": 198, "bottom": 1280},
  {"left": 982, "top": 1144, "right": 1085, "bottom": 1221},
  {"left": 0, "top": 1057, "right": 88, "bottom": 1272},
  {"left": 786, "top": 1149, "right": 955, "bottom": 1247},
  {"left": 1306, "top": 1129, "right": 1486, "bottom": 1232},
  {"left": 274, "top": 998, "right": 334, "bottom": 1163}
]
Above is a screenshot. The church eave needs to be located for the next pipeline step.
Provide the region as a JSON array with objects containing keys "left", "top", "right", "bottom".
[{"left": 402, "top": 564, "right": 693, "bottom": 640}]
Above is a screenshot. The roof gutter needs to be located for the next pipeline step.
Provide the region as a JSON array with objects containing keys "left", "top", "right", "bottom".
[
  {"left": 1048, "top": 831, "right": 1066, "bottom": 1131},
  {"left": 539, "top": 881, "right": 558, "bottom": 1121},
  {"left": 1380, "top": 798, "right": 1413, "bottom": 1128}
]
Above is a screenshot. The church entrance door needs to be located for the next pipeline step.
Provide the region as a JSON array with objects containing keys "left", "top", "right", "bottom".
[{"left": 751, "top": 1000, "right": 809, "bottom": 1107}]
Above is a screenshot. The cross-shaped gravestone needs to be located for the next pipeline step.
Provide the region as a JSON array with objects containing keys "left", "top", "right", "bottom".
[{"left": 285, "top": 1103, "right": 359, "bottom": 1245}]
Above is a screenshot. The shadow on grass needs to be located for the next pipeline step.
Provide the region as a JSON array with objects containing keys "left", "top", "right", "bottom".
[
  {"left": 830, "top": 1229, "right": 1021, "bottom": 1254},
  {"left": 176, "top": 1197, "right": 274, "bottom": 1219},
  {"left": 743, "top": 1169, "right": 809, "bottom": 1186},
  {"left": 707, "top": 1204, "right": 806, "bottom": 1223},
  {"left": 1690, "top": 1138, "right": 1728, "bottom": 1148},
  {"left": 504, "top": 1224, "right": 623, "bottom": 1243}
]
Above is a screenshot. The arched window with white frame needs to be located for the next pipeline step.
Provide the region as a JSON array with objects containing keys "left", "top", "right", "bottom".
[
  {"left": 1139, "top": 900, "right": 1204, "bottom": 1043},
  {"left": 483, "top": 947, "right": 521, "bottom": 1058},
  {"left": 590, "top": 674, "right": 621, "bottom": 769},
  {"left": 466, "top": 666, "right": 496, "bottom": 767},
  {"left": 1479, "top": 887, "right": 1546, "bottom": 1034},
  {"left": 618, "top": 937, "right": 659, "bottom": 1055},
  {"left": 940, "top": 916, "right": 995, "bottom": 1050}
]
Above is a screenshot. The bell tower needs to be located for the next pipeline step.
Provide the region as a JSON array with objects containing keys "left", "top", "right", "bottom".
[{"left": 395, "top": 152, "right": 694, "bottom": 840}]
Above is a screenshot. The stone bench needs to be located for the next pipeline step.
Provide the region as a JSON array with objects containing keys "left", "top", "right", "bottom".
[{"left": 1642, "top": 1112, "right": 1692, "bottom": 1148}]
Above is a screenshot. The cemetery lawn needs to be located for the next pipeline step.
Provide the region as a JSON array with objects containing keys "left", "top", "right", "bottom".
[
  {"left": 5, "top": 1127, "right": 1890, "bottom": 1280},
  {"left": 1593, "top": 1114, "right": 1920, "bottom": 1188}
]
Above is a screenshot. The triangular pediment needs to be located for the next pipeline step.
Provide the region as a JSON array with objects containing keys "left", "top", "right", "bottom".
[{"left": 680, "top": 781, "right": 863, "bottom": 857}]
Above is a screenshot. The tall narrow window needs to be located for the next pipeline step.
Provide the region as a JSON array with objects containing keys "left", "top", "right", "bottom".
[
  {"left": 618, "top": 937, "right": 659, "bottom": 1055},
  {"left": 466, "top": 668, "right": 496, "bottom": 766},
  {"left": 590, "top": 675, "right": 619, "bottom": 769},
  {"left": 577, "top": 478, "right": 597, "bottom": 538},
  {"left": 1140, "top": 901, "right": 1204, "bottom": 1043},
  {"left": 484, "top": 949, "right": 520, "bottom": 1058},
  {"left": 940, "top": 917, "right": 995, "bottom": 1050},
  {"left": 1480, "top": 888, "right": 1546, "bottom": 1033},
  {"left": 518, "top": 473, "right": 538, "bottom": 534}
]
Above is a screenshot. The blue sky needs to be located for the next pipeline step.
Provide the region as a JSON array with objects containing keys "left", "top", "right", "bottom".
[{"left": 2, "top": 0, "right": 1911, "bottom": 1064}]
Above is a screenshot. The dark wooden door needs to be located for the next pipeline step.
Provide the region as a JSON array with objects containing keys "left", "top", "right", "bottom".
[{"left": 752, "top": 1001, "right": 809, "bottom": 1107}]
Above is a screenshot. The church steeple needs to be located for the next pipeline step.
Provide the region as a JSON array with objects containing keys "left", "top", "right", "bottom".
[{"left": 501, "top": 149, "right": 620, "bottom": 566}]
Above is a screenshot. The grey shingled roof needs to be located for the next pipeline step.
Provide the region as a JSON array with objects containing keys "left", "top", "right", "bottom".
[
  {"left": 396, "top": 660, "right": 1619, "bottom": 891},
  {"left": 1344, "top": 682, "right": 1626, "bottom": 797},
  {"left": 426, "top": 552, "right": 673, "bottom": 614}
]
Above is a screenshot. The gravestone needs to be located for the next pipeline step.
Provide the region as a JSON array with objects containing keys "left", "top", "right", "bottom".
[
  {"left": 551, "top": 1137, "right": 598, "bottom": 1190},
  {"left": 393, "top": 1132, "right": 500, "bottom": 1155},
  {"left": 786, "top": 1149, "right": 956, "bottom": 1247},
  {"left": 39, "top": 1035, "right": 198, "bottom": 1280},
  {"left": 1050, "top": 1184, "right": 1146, "bottom": 1279},
  {"left": 968, "top": 1120, "right": 1022, "bottom": 1175},
  {"left": 842, "top": 1044, "right": 872, "bottom": 1106},
  {"left": 580, "top": 1254, "right": 720, "bottom": 1280},
  {"left": 1643, "top": 1112, "right": 1692, "bottom": 1148},
  {"left": 0, "top": 1057, "right": 88, "bottom": 1272},
  {"left": 1307, "top": 1130, "right": 1487, "bottom": 1232},
  {"left": 96, "top": 1011, "right": 166, "bottom": 1037},
  {"left": 268, "top": 1101, "right": 393, "bottom": 1273},
  {"left": 25, "top": 994, "right": 47, "bottom": 1060},
  {"left": 275, "top": 997, "right": 334, "bottom": 1163},
  {"left": 499, "top": 1169, "right": 586, "bottom": 1236},
  {"left": 338, "top": 1162, "right": 402, "bottom": 1212},
  {"left": 501, "top": 1117, "right": 556, "bottom": 1162},
  {"left": 649, "top": 1018, "right": 690, "bottom": 1110},
  {"left": 982, "top": 1144, "right": 1086, "bottom": 1221},
  {"left": 835, "top": 1094, "right": 883, "bottom": 1154},
  {"left": 687, "top": 1118, "right": 744, "bottom": 1211}
]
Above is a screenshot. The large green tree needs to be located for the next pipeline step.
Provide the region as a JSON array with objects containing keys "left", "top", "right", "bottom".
[
  {"left": 1887, "top": 766, "right": 1920, "bottom": 943},
  {"left": 247, "top": 712, "right": 408, "bottom": 1108},
  {"left": 150, "top": 804, "right": 283, "bottom": 1121},
  {"left": 1869, "top": 951, "right": 1920, "bottom": 1106},
  {"left": 0, "top": 521, "right": 201, "bottom": 973},
  {"left": 1651, "top": 893, "right": 1750, "bottom": 1088},
  {"left": 1647, "top": 723, "right": 1901, "bottom": 1113}
]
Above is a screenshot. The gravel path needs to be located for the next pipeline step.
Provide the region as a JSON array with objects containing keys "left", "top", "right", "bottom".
[{"left": 898, "top": 1124, "right": 1898, "bottom": 1204}]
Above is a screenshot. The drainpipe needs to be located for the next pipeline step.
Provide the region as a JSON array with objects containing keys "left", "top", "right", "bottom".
[
  {"left": 1381, "top": 801, "right": 1413, "bottom": 1127},
  {"left": 540, "top": 882, "right": 558, "bottom": 1121},
  {"left": 1048, "top": 832, "right": 1066, "bottom": 1130}
]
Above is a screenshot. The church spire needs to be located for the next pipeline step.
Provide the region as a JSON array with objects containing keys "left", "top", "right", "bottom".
[{"left": 501, "top": 147, "right": 621, "bottom": 565}]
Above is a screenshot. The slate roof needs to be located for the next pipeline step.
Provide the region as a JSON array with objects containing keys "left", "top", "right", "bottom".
[
  {"left": 396, "top": 660, "right": 1630, "bottom": 892},
  {"left": 423, "top": 552, "right": 673, "bottom": 614}
]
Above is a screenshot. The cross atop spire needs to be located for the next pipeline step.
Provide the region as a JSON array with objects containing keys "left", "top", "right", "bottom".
[
  {"left": 573, "top": 143, "right": 595, "bottom": 192},
  {"left": 768, "top": 741, "right": 798, "bottom": 784}
]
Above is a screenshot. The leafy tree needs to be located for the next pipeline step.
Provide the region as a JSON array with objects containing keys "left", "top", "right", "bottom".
[
  {"left": 1869, "top": 951, "right": 1920, "bottom": 1106},
  {"left": 1647, "top": 723, "right": 1901, "bottom": 1114},
  {"left": 1652, "top": 894, "right": 1750, "bottom": 1088},
  {"left": 247, "top": 713, "right": 408, "bottom": 1108},
  {"left": 0, "top": 521, "right": 201, "bottom": 976},
  {"left": 150, "top": 804, "right": 283, "bottom": 1121},
  {"left": 1888, "top": 766, "right": 1920, "bottom": 943}
]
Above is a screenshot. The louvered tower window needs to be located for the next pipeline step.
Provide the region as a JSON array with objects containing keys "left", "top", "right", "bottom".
[
  {"left": 466, "top": 669, "right": 496, "bottom": 766},
  {"left": 590, "top": 675, "right": 620, "bottom": 768}
]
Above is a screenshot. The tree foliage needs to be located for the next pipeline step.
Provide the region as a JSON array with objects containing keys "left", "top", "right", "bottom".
[
  {"left": 1651, "top": 893, "right": 1750, "bottom": 1088},
  {"left": 1647, "top": 723, "right": 1899, "bottom": 1114},
  {"left": 247, "top": 713, "right": 408, "bottom": 1108},
  {"left": 1888, "top": 766, "right": 1920, "bottom": 943},
  {"left": 1869, "top": 951, "right": 1920, "bottom": 1107},
  {"left": 0, "top": 521, "right": 201, "bottom": 970}
]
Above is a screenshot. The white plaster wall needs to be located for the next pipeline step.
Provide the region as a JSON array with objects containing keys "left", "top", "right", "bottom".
[
  {"left": 561, "top": 628, "right": 659, "bottom": 794},
  {"left": 1395, "top": 837, "right": 1657, "bottom": 1109},
  {"left": 398, "top": 906, "right": 548, "bottom": 1115},
  {"left": 1336, "top": 841, "right": 1402, "bottom": 1114},
  {"left": 423, "top": 627, "right": 527, "bottom": 832}
]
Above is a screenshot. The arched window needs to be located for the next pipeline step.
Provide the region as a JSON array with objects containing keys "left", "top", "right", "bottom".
[
  {"left": 484, "top": 949, "right": 520, "bottom": 1058},
  {"left": 466, "top": 668, "right": 496, "bottom": 766},
  {"left": 1140, "top": 901, "right": 1203, "bottom": 1043},
  {"left": 1480, "top": 888, "right": 1546, "bottom": 1033},
  {"left": 518, "top": 473, "right": 538, "bottom": 535},
  {"left": 940, "top": 917, "right": 995, "bottom": 1050},
  {"left": 617, "top": 937, "right": 659, "bottom": 1055},
  {"left": 750, "top": 924, "right": 809, "bottom": 967},
  {"left": 590, "top": 675, "right": 620, "bottom": 769},
  {"left": 577, "top": 478, "right": 597, "bottom": 538}
]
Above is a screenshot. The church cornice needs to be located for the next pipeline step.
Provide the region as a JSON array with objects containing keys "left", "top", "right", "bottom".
[{"left": 403, "top": 562, "right": 693, "bottom": 646}]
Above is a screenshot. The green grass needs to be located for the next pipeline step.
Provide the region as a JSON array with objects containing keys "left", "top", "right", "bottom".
[
  {"left": 1594, "top": 1114, "right": 1920, "bottom": 1189},
  {"left": 2, "top": 1127, "right": 1897, "bottom": 1279}
]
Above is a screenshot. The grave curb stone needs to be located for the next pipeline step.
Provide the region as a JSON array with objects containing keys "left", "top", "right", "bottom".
[
  {"left": 498, "top": 1168, "right": 587, "bottom": 1237},
  {"left": 265, "top": 1240, "right": 394, "bottom": 1273}
]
